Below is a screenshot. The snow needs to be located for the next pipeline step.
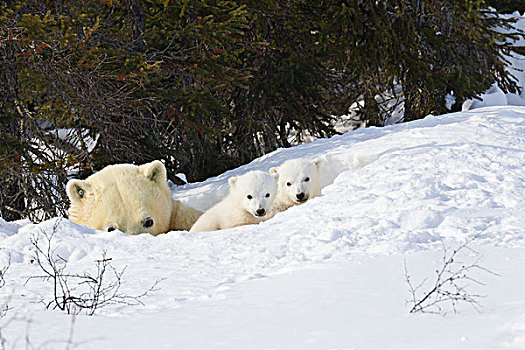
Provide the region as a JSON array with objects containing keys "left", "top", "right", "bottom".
[{"left": 0, "top": 105, "right": 524, "bottom": 349}]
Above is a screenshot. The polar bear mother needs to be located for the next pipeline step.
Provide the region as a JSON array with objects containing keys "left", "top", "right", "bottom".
[{"left": 66, "top": 160, "right": 202, "bottom": 235}]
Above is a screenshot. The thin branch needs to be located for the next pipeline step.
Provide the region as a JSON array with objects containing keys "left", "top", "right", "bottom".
[
  {"left": 405, "top": 237, "right": 498, "bottom": 314},
  {"left": 26, "top": 225, "right": 162, "bottom": 315}
]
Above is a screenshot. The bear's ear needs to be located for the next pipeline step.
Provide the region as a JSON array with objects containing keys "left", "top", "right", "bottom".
[
  {"left": 271, "top": 172, "right": 279, "bottom": 182},
  {"left": 66, "top": 179, "right": 90, "bottom": 203},
  {"left": 139, "top": 160, "right": 167, "bottom": 184},
  {"left": 228, "top": 176, "right": 238, "bottom": 187},
  {"left": 269, "top": 167, "right": 279, "bottom": 175},
  {"left": 313, "top": 158, "right": 322, "bottom": 169}
]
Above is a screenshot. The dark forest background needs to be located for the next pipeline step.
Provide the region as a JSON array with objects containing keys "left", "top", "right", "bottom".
[{"left": 1, "top": 0, "right": 524, "bottom": 221}]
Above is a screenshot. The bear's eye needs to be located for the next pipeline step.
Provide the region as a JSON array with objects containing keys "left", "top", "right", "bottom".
[
  {"left": 247, "top": 195, "right": 253, "bottom": 200},
  {"left": 265, "top": 193, "right": 270, "bottom": 198},
  {"left": 286, "top": 182, "right": 292, "bottom": 186},
  {"left": 107, "top": 227, "right": 116, "bottom": 232},
  {"left": 143, "top": 218, "right": 154, "bottom": 228},
  {"left": 304, "top": 177, "right": 310, "bottom": 182}
]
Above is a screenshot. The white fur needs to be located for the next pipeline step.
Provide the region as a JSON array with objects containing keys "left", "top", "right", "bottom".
[
  {"left": 66, "top": 161, "right": 202, "bottom": 235},
  {"left": 190, "top": 171, "right": 279, "bottom": 232},
  {"left": 267, "top": 158, "right": 322, "bottom": 217}
]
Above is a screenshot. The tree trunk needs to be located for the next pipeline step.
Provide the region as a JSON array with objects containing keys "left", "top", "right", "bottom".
[
  {"left": 130, "top": 0, "right": 146, "bottom": 51},
  {"left": 0, "top": 28, "right": 26, "bottom": 221}
]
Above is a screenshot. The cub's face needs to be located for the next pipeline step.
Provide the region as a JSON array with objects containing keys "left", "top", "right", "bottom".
[
  {"left": 270, "top": 158, "right": 322, "bottom": 205},
  {"left": 66, "top": 161, "right": 172, "bottom": 236},
  {"left": 229, "top": 171, "right": 279, "bottom": 218}
]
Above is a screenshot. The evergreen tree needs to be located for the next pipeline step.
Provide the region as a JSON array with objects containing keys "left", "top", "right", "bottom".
[
  {"left": 0, "top": 0, "right": 523, "bottom": 221},
  {"left": 316, "top": 0, "right": 523, "bottom": 125},
  {"left": 487, "top": 0, "right": 525, "bottom": 14},
  {"left": 0, "top": 0, "right": 258, "bottom": 219}
]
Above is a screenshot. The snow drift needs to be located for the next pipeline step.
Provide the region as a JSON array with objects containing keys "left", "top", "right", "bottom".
[{"left": 0, "top": 106, "right": 524, "bottom": 349}]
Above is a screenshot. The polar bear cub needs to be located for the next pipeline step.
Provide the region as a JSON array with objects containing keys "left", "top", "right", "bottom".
[
  {"left": 267, "top": 158, "right": 322, "bottom": 217},
  {"left": 190, "top": 170, "right": 279, "bottom": 232}
]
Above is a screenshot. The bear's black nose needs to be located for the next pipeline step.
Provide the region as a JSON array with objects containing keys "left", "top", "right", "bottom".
[
  {"left": 296, "top": 192, "right": 305, "bottom": 200},
  {"left": 256, "top": 208, "right": 266, "bottom": 216}
]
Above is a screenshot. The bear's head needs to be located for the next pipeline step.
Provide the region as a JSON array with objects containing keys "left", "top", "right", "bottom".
[
  {"left": 228, "top": 170, "right": 279, "bottom": 218},
  {"left": 66, "top": 160, "right": 173, "bottom": 235},
  {"left": 269, "top": 158, "right": 322, "bottom": 206}
]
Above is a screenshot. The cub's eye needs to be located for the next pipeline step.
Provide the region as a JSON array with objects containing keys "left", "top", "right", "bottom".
[
  {"left": 143, "top": 218, "right": 154, "bottom": 228},
  {"left": 286, "top": 182, "right": 292, "bottom": 186},
  {"left": 107, "top": 227, "right": 116, "bottom": 232},
  {"left": 265, "top": 193, "right": 270, "bottom": 198},
  {"left": 304, "top": 177, "right": 310, "bottom": 182},
  {"left": 247, "top": 195, "right": 253, "bottom": 200}
]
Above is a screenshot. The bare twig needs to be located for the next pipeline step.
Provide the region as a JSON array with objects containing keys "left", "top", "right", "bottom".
[
  {"left": 26, "top": 224, "right": 162, "bottom": 316},
  {"left": 0, "top": 256, "right": 9, "bottom": 292},
  {"left": 0, "top": 257, "right": 10, "bottom": 350},
  {"left": 405, "top": 238, "right": 499, "bottom": 314}
]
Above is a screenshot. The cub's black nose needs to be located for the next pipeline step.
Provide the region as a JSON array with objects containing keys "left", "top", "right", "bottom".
[
  {"left": 296, "top": 192, "right": 305, "bottom": 200},
  {"left": 256, "top": 208, "right": 266, "bottom": 216}
]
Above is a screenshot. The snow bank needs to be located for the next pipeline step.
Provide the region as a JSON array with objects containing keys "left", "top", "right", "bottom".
[{"left": 0, "top": 106, "right": 524, "bottom": 349}]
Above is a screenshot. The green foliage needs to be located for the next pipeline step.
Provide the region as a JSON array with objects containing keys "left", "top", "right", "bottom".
[
  {"left": 0, "top": 0, "right": 523, "bottom": 221},
  {"left": 314, "top": 0, "right": 523, "bottom": 124},
  {"left": 487, "top": 0, "right": 525, "bottom": 14}
]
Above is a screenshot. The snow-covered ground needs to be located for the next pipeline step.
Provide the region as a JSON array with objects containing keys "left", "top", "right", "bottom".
[
  {"left": 0, "top": 105, "right": 524, "bottom": 349},
  {"left": 1, "top": 11, "right": 524, "bottom": 349}
]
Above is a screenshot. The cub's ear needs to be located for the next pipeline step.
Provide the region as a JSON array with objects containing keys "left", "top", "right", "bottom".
[
  {"left": 139, "top": 160, "right": 167, "bottom": 183},
  {"left": 269, "top": 167, "right": 279, "bottom": 175},
  {"left": 313, "top": 158, "right": 322, "bottom": 169},
  {"left": 270, "top": 172, "right": 279, "bottom": 181},
  {"left": 66, "top": 179, "right": 90, "bottom": 202},
  {"left": 228, "top": 176, "right": 238, "bottom": 187}
]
